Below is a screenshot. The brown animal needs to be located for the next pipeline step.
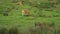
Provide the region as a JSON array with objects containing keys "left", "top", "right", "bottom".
[{"left": 22, "top": 9, "right": 30, "bottom": 16}]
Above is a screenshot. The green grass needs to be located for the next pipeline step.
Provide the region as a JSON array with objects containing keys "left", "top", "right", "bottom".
[
  {"left": 0, "top": 0, "right": 60, "bottom": 33},
  {"left": 0, "top": 13, "right": 60, "bottom": 33}
]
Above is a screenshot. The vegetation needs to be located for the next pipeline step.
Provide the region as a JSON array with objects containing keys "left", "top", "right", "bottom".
[{"left": 0, "top": 0, "right": 60, "bottom": 34}]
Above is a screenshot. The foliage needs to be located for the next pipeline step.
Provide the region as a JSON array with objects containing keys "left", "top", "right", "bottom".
[
  {"left": 0, "top": 27, "right": 8, "bottom": 34},
  {"left": 0, "top": 0, "right": 60, "bottom": 34},
  {"left": 8, "top": 27, "right": 19, "bottom": 34}
]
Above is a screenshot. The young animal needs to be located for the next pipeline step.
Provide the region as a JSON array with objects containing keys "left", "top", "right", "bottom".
[{"left": 22, "top": 9, "right": 30, "bottom": 16}]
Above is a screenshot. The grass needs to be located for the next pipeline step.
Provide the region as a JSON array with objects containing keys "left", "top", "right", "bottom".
[
  {"left": 0, "top": 0, "right": 60, "bottom": 34},
  {"left": 0, "top": 14, "right": 60, "bottom": 33}
]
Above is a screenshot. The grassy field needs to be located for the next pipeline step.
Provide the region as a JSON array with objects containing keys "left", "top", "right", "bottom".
[
  {"left": 0, "top": 0, "right": 60, "bottom": 34},
  {"left": 0, "top": 9, "right": 60, "bottom": 33}
]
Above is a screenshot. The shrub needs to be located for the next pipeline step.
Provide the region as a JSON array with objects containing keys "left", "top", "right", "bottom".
[
  {"left": 48, "top": 22, "right": 55, "bottom": 27},
  {"left": 56, "top": 29, "right": 60, "bottom": 34},
  {"left": 8, "top": 27, "right": 19, "bottom": 34},
  {"left": 28, "top": 27, "right": 36, "bottom": 34},
  {"left": 0, "top": 27, "right": 8, "bottom": 34},
  {"left": 56, "top": 0, "right": 60, "bottom": 4},
  {"left": 28, "top": 22, "right": 58, "bottom": 34},
  {"left": 34, "top": 22, "right": 55, "bottom": 34}
]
